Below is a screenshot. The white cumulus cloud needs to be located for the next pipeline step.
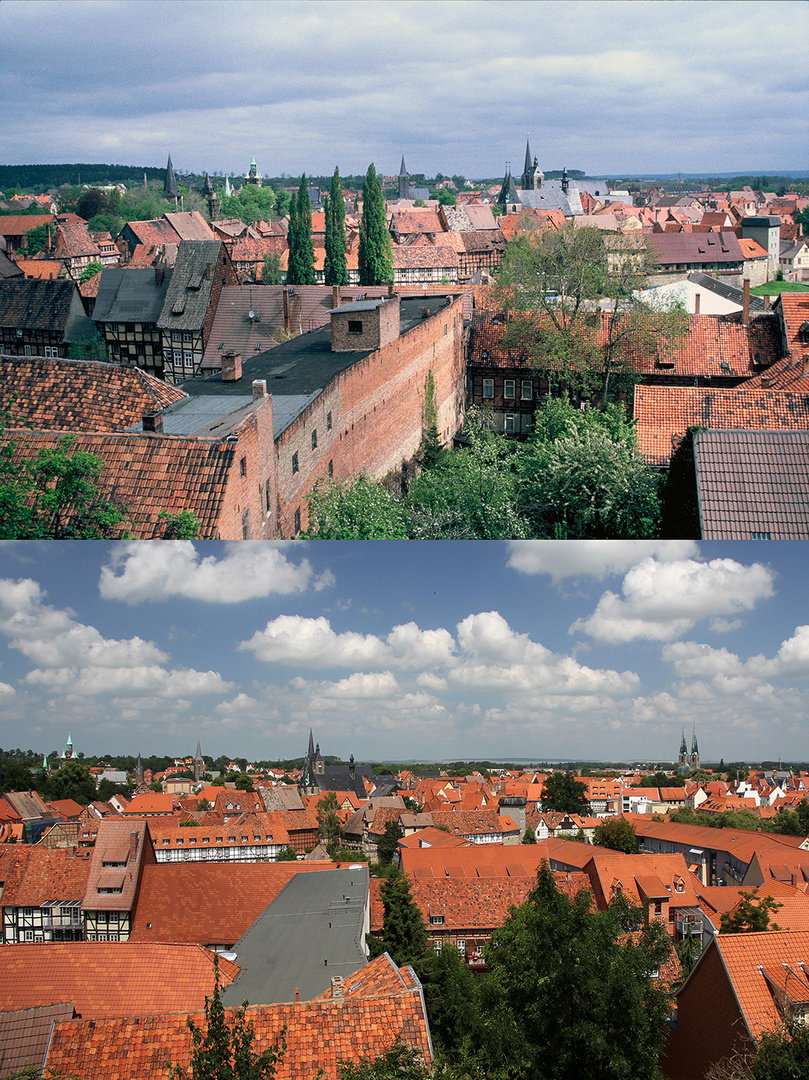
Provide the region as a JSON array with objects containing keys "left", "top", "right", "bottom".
[
  {"left": 506, "top": 540, "right": 698, "bottom": 583},
  {"left": 571, "top": 557, "right": 775, "bottom": 643},
  {"left": 99, "top": 541, "right": 332, "bottom": 603}
]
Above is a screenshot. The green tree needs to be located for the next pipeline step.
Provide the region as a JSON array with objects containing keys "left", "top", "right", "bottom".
[
  {"left": 522, "top": 825, "right": 537, "bottom": 844},
  {"left": 168, "top": 958, "right": 286, "bottom": 1080},
  {"left": 158, "top": 509, "right": 201, "bottom": 539},
  {"left": 316, "top": 791, "right": 343, "bottom": 857},
  {"left": 234, "top": 774, "right": 254, "bottom": 792},
  {"left": 593, "top": 817, "right": 638, "bottom": 854},
  {"left": 358, "top": 163, "right": 393, "bottom": 286},
  {"left": 767, "top": 808, "right": 805, "bottom": 836},
  {"left": 720, "top": 890, "right": 782, "bottom": 934},
  {"left": 339, "top": 1040, "right": 434, "bottom": 1080},
  {"left": 79, "top": 261, "right": 104, "bottom": 283},
  {"left": 0, "top": 756, "right": 35, "bottom": 793},
  {"left": 478, "top": 861, "right": 672, "bottom": 1080},
  {"left": 44, "top": 760, "right": 96, "bottom": 804},
  {"left": 67, "top": 332, "right": 109, "bottom": 363},
  {"left": 324, "top": 167, "right": 348, "bottom": 286},
  {"left": 367, "top": 868, "right": 428, "bottom": 969},
  {"left": 376, "top": 819, "right": 404, "bottom": 866},
  {"left": 541, "top": 772, "right": 589, "bottom": 814},
  {"left": 23, "top": 223, "right": 49, "bottom": 254},
  {"left": 419, "top": 943, "right": 480, "bottom": 1067},
  {"left": 0, "top": 428, "right": 127, "bottom": 539},
  {"left": 305, "top": 476, "right": 408, "bottom": 539},
  {"left": 286, "top": 175, "right": 315, "bottom": 287},
  {"left": 274, "top": 844, "right": 298, "bottom": 862},
  {"left": 261, "top": 252, "right": 282, "bottom": 285}
]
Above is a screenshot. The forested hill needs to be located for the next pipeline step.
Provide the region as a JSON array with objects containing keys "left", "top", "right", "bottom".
[{"left": 0, "top": 163, "right": 166, "bottom": 191}]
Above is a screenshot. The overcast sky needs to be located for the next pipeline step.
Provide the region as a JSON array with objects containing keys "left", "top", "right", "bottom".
[
  {"left": 1, "top": 540, "right": 807, "bottom": 767},
  {"left": 2, "top": 1, "right": 807, "bottom": 181}
]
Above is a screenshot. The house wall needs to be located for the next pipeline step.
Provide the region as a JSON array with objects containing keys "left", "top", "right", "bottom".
[
  {"left": 215, "top": 393, "right": 278, "bottom": 539},
  {"left": 274, "top": 295, "right": 466, "bottom": 536},
  {"left": 662, "top": 943, "right": 751, "bottom": 1080}
]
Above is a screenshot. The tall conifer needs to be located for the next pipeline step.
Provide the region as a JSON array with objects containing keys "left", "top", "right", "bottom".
[
  {"left": 324, "top": 166, "right": 347, "bottom": 286},
  {"left": 358, "top": 162, "right": 393, "bottom": 286},
  {"left": 286, "top": 196, "right": 299, "bottom": 285},
  {"left": 296, "top": 173, "right": 315, "bottom": 286}
]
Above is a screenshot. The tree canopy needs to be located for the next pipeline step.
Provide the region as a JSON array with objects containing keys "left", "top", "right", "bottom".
[
  {"left": 720, "top": 890, "right": 782, "bottom": 934},
  {"left": 541, "top": 771, "right": 590, "bottom": 814},
  {"left": 358, "top": 163, "right": 392, "bottom": 286},
  {"left": 324, "top": 166, "right": 348, "bottom": 286},
  {"left": 367, "top": 868, "right": 428, "bottom": 968},
  {"left": 592, "top": 817, "right": 639, "bottom": 854}
]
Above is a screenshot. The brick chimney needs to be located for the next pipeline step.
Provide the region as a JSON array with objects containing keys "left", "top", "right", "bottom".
[
  {"left": 694, "top": 293, "right": 700, "bottom": 315},
  {"left": 252, "top": 379, "right": 267, "bottom": 400},
  {"left": 221, "top": 351, "right": 242, "bottom": 381},
  {"left": 142, "top": 410, "right": 163, "bottom": 433},
  {"left": 283, "top": 287, "right": 290, "bottom": 332},
  {"left": 760, "top": 374, "right": 770, "bottom": 388},
  {"left": 155, "top": 264, "right": 165, "bottom": 286},
  {"left": 129, "top": 831, "right": 139, "bottom": 861},
  {"left": 763, "top": 293, "right": 771, "bottom": 310},
  {"left": 742, "top": 279, "right": 750, "bottom": 326},
  {"left": 331, "top": 976, "right": 344, "bottom": 1000},
  {"left": 332, "top": 285, "right": 340, "bottom": 309},
  {"left": 205, "top": 262, "right": 213, "bottom": 280}
]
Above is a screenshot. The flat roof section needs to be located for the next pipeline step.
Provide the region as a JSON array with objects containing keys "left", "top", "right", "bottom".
[{"left": 221, "top": 866, "right": 369, "bottom": 1006}]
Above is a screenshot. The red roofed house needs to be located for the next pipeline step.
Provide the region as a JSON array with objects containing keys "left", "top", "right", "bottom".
[
  {"left": 1, "top": 846, "right": 93, "bottom": 943},
  {"left": 82, "top": 819, "right": 155, "bottom": 941}
]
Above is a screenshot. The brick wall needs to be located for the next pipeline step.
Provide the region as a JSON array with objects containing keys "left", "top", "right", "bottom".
[
  {"left": 217, "top": 391, "right": 278, "bottom": 539},
  {"left": 330, "top": 298, "right": 400, "bottom": 352},
  {"left": 274, "top": 295, "right": 466, "bottom": 536},
  {"left": 662, "top": 942, "right": 751, "bottom": 1080}
]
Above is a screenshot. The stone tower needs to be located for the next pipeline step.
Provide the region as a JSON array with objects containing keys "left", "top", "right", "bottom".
[
  {"left": 247, "top": 156, "right": 262, "bottom": 187},
  {"left": 520, "top": 135, "right": 544, "bottom": 191},
  {"left": 689, "top": 726, "right": 700, "bottom": 772},
  {"left": 163, "top": 154, "right": 180, "bottom": 206},
  {"left": 398, "top": 155, "right": 409, "bottom": 200},
  {"left": 193, "top": 740, "right": 204, "bottom": 782},
  {"left": 202, "top": 173, "right": 220, "bottom": 220},
  {"left": 678, "top": 728, "right": 689, "bottom": 772}
]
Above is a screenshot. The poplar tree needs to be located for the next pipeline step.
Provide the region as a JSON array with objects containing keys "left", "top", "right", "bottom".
[
  {"left": 295, "top": 173, "right": 315, "bottom": 285},
  {"left": 324, "top": 166, "right": 348, "bottom": 286},
  {"left": 285, "top": 196, "right": 299, "bottom": 285},
  {"left": 358, "top": 162, "right": 393, "bottom": 286}
]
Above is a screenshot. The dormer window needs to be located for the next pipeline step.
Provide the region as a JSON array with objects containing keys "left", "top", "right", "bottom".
[{"left": 430, "top": 915, "right": 445, "bottom": 925}]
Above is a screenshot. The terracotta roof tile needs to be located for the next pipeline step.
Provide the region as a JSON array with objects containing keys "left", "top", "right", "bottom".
[
  {"left": 0, "top": 846, "right": 93, "bottom": 907},
  {"left": 712, "top": 930, "right": 809, "bottom": 1038}
]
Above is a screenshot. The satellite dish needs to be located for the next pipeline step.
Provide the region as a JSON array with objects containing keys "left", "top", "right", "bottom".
[{"left": 248, "top": 310, "right": 255, "bottom": 320}]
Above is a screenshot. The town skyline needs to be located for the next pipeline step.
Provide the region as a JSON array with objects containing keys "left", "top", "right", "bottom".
[
  {"left": 2, "top": 1, "right": 807, "bottom": 179},
  {"left": 1, "top": 540, "right": 807, "bottom": 764}
]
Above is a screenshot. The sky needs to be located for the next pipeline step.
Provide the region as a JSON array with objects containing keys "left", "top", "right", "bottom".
[
  {"left": 1, "top": 1, "right": 807, "bottom": 181},
  {"left": 0, "top": 539, "right": 807, "bottom": 767}
]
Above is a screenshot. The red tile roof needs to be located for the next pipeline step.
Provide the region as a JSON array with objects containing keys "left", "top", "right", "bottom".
[
  {"left": 633, "top": 384, "right": 809, "bottom": 464},
  {"left": 0, "top": 356, "right": 186, "bottom": 433},
  {"left": 0, "top": 846, "right": 93, "bottom": 907},
  {"left": 0, "top": 942, "right": 238, "bottom": 1018},
  {"left": 0, "top": 1002, "right": 75, "bottom": 1077},
  {"left": 712, "top": 930, "right": 809, "bottom": 1038},
  {"left": 129, "top": 862, "right": 337, "bottom": 945},
  {"left": 84, "top": 819, "right": 153, "bottom": 913},
  {"left": 46, "top": 954, "right": 432, "bottom": 1080}
]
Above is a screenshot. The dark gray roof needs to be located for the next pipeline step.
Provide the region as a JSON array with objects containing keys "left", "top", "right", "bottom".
[
  {"left": 220, "top": 867, "right": 369, "bottom": 1005},
  {"left": 694, "top": 429, "right": 809, "bottom": 540},
  {"left": 158, "top": 240, "right": 224, "bottom": 331},
  {"left": 687, "top": 272, "right": 766, "bottom": 312},
  {"left": 0, "top": 1003, "right": 75, "bottom": 1077},
  {"left": 328, "top": 299, "right": 387, "bottom": 315},
  {"left": 314, "top": 765, "right": 375, "bottom": 797},
  {"left": 93, "top": 267, "right": 173, "bottom": 324}
]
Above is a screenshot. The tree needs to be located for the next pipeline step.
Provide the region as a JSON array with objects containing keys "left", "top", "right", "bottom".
[
  {"left": 477, "top": 861, "right": 673, "bottom": 1080},
  {"left": 324, "top": 167, "right": 348, "bottom": 286},
  {"left": 67, "top": 331, "right": 109, "bottom": 363},
  {"left": 286, "top": 175, "right": 315, "bottom": 287},
  {"left": 593, "top": 817, "right": 638, "bottom": 854},
  {"left": 234, "top": 774, "right": 254, "bottom": 792},
  {"left": 541, "top": 772, "right": 589, "bottom": 814},
  {"left": 522, "top": 825, "right": 537, "bottom": 844},
  {"left": 275, "top": 845, "right": 298, "bottom": 862},
  {"left": 22, "top": 223, "right": 48, "bottom": 254},
  {"left": 339, "top": 1040, "right": 433, "bottom": 1080},
  {"left": 316, "top": 791, "right": 343, "bottom": 857},
  {"left": 720, "top": 890, "right": 782, "bottom": 934},
  {"left": 0, "top": 428, "right": 127, "bottom": 539},
  {"left": 261, "top": 252, "right": 282, "bottom": 285},
  {"left": 367, "top": 868, "right": 428, "bottom": 968},
  {"left": 44, "top": 760, "right": 96, "bottom": 804},
  {"left": 305, "top": 476, "right": 408, "bottom": 538},
  {"left": 0, "top": 756, "right": 35, "bottom": 793},
  {"left": 358, "top": 163, "right": 392, "bottom": 286},
  {"left": 168, "top": 958, "right": 286, "bottom": 1080},
  {"left": 79, "top": 261, "right": 104, "bottom": 283},
  {"left": 376, "top": 819, "right": 404, "bottom": 866}
]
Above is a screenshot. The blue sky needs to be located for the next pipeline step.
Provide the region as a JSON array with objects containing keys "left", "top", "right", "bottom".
[
  {"left": 0, "top": 540, "right": 807, "bottom": 766},
  {"left": 1, "top": 1, "right": 807, "bottom": 179}
]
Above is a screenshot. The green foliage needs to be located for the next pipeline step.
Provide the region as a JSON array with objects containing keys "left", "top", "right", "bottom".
[
  {"left": 419, "top": 370, "right": 442, "bottom": 468},
  {"left": 476, "top": 861, "right": 673, "bottom": 1080},
  {"left": 23, "top": 223, "right": 49, "bottom": 254},
  {"left": 541, "top": 772, "right": 590, "bottom": 814},
  {"left": 234, "top": 774, "right": 254, "bottom": 792},
  {"left": 67, "top": 332, "right": 109, "bottom": 363},
  {"left": 521, "top": 825, "right": 537, "bottom": 844},
  {"left": 220, "top": 183, "right": 277, "bottom": 226},
  {"left": 43, "top": 760, "right": 96, "bottom": 804},
  {"left": 96, "top": 777, "right": 134, "bottom": 802},
  {"left": 286, "top": 175, "right": 315, "bottom": 286},
  {"left": 677, "top": 926, "right": 699, "bottom": 981},
  {"left": 358, "top": 163, "right": 393, "bottom": 286},
  {"left": 305, "top": 476, "right": 409, "bottom": 538},
  {"left": 339, "top": 1040, "right": 433, "bottom": 1080},
  {"left": 376, "top": 819, "right": 404, "bottom": 866},
  {"left": 0, "top": 756, "right": 36, "bottom": 793},
  {"left": 168, "top": 958, "right": 286, "bottom": 1080},
  {"left": 368, "top": 868, "right": 428, "bottom": 969},
  {"left": 417, "top": 945, "right": 479, "bottom": 1068},
  {"left": 0, "top": 429, "right": 127, "bottom": 539},
  {"left": 158, "top": 509, "right": 201, "bottom": 539},
  {"left": 767, "top": 808, "right": 805, "bottom": 836},
  {"left": 261, "top": 252, "right": 282, "bottom": 285},
  {"left": 275, "top": 845, "right": 298, "bottom": 862},
  {"left": 324, "top": 167, "right": 348, "bottom": 286},
  {"left": 316, "top": 791, "right": 343, "bottom": 858},
  {"left": 720, "top": 890, "right": 782, "bottom": 934},
  {"left": 592, "top": 817, "right": 638, "bottom": 854},
  {"left": 754, "top": 1019, "right": 809, "bottom": 1080},
  {"left": 79, "top": 261, "right": 104, "bottom": 282}
]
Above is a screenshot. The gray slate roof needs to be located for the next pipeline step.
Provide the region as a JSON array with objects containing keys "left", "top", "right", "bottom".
[
  {"left": 93, "top": 267, "right": 172, "bottom": 324},
  {"left": 694, "top": 429, "right": 809, "bottom": 539},
  {"left": 221, "top": 867, "right": 369, "bottom": 1005},
  {"left": 687, "top": 272, "right": 766, "bottom": 313},
  {"left": 158, "top": 240, "right": 224, "bottom": 331}
]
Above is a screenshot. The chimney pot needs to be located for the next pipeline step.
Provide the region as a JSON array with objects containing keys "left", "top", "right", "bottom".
[
  {"left": 421, "top": 307, "right": 430, "bottom": 319},
  {"left": 205, "top": 262, "right": 212, "bottom": 279},
  {"left": 252, "top": 379, "right": 267, "bottom": 400},
  {"left": 694, "top": 293, "right": 700, "bottom": 315},
  {"left": 142, "top": 410, "right": 163, "bottom": 434},
  {"left": 221, "top": 351, "right": 242, "bottom": 381},
  {"left": 332, "top": 285, "right": 340, "bottom": 308},
  {"left": 742, "top": 279, "right": 750, "bottom": 326}
]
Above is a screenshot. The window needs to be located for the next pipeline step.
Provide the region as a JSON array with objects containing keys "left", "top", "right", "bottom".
[
  {"left": 311, "top": 428, "right": 317, "bottom": 450},
  {"left": 240, "top": 456, "right": 247, "bottom": 477},
  {"left": 184, "top": 352, "right": 194, "bottom": 368},
  {"left": 291, "top": 452, "right": 299, "bottom": 475},
  {"left": 504, "top": 379, "right": 515, "bottom": 398},
  {"left": 521, "top": 380, "right": 533, "bottom": 400},
  {"left": 504, "top": 414, "right": 517, "bottom": 434},
  {"left": 265, "top": 478, "right": 271, "bottom": 516},
  {"left": 457, "top": 940, "right": 466, "bottom": 956},
  {"left": 430, "top": 915, "right": 444, "bottom": 925},
  {"left": 294, "top": 507, "right": 301, "bottom": 534},
  {"left": 326, "top": 411, "right": 332, "bottom": 431},
  {"left": 23, "top": 345, "right": 32, "bottom": 356},
  {"left": 482, "top": 378, "right": 494, "bottom": 399},
  {"left": 183, "top": 331, "right": 193, "bottom": 343},
  {"left": 347, "top": 320, "right": 363, "bottom": 335},
  {"left": 242, "top": 510, "right": 250, "bottom": 539},
  {"left": 172, "top": 330, "right": 182, "bottom": 342},
  {"left": 44, "top": 346, "right": 59, "bottom": 358},
  {"left": 328, "top": 460, "right": 333, "bottom": 479},
  {"left": 751, "top": 531, "right": 771, "bottom": 540}
]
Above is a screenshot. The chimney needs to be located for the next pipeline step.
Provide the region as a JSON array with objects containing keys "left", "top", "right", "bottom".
[
  {"left": 387, "top": 283, "right": 394, "bottom": 298},
  {"left": 142, "top": 410, "right": 163, "bottom": 433},
  {"left": 129, "top": 831, "right": 139, "bottom": 861},
  {"left": 332, "top": 285, "right": 340, "bottom": 309},
  {"left": 763, "top": 293, "right": 771, "bottom": 310},
  {"left": 46, "top": 223, "right": 51, "bottom": 252},
  {"left": 221, "top": 351, "right": 242, "bottom": 381},
  {"left": 155, "top": 265, "right": 164, "bottom": 286},
  {"left": 205, "top": 262, "right": 212, "bottom": 280},
  {"left": 761, "top": 374, "right": 770, "bottom": 388},
  {"left": 252, "top": 379, "right": 267, "bottom": 400},
  {"left": 283, "top": 287, "right": 290, "bottom": 332},
  {"left": 421, "top": 307, "right": 430, "bottom": 319},
  {"left": 331, "top": 976, "right": 344, "bottom": 1000},
  {"left": 694, "top": 293, "right": 700, "bottom": 315},
  {"left": 742, "top": 279, "right": 750, "bottom": 326}
]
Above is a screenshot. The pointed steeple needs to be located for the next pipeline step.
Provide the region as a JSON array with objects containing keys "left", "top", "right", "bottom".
[
  {"left": 680, "top": 728, "right": 688, "bottom": 756},
  {"left": 498, "top": 165, "right": 519, "bottom": 210},
  {"left": 691, "top": 725, "right": 699, "bottom": 756},
  {"left": 135, "top": 751, "right": 144, "bottom": 786},
  {"left": 163, "top": 154, "right": 180, "bottom": 201},
  {"left": 224, "top": 176, "right": 232, "bottom": 198},
  {"left": 523, "top": 134, "right": 533, "bottom": 177},
  {"left": 308, "top": 728, "right": 315, "bottom": 759},
  {"left": 399, "top": 155, "right": 407, "bottom": 177}
]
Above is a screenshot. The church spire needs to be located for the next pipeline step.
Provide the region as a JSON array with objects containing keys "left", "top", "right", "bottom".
[
  {"left": 163, "top": 154, "right": 180, "bottom": 202},
  {"left": 398, "top": 155, "right": 409, "bottom": 200},
  {"left": 523, "top": 134, "right": 532, "bottom": 177}
]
